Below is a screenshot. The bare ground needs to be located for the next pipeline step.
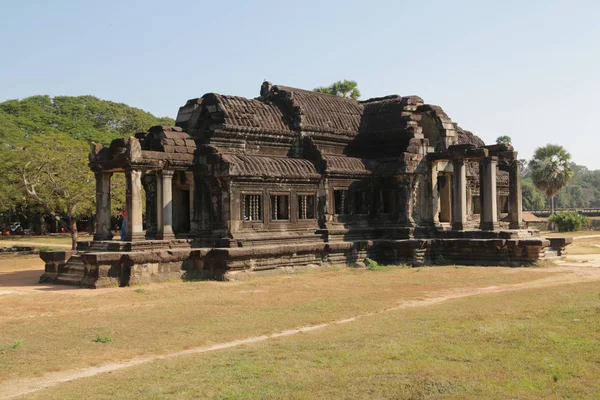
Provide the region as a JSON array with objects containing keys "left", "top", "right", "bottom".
[{"left": 1, "top": 264, "right": 600, "bottom": 399}]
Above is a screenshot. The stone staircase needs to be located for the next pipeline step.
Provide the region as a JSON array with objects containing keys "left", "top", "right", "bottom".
[
  {"left": 53, "top": 254, "right": 87, "bottom": 286},
  {"left": 544, "top": 249, "right": 562, "bottom": 262}
]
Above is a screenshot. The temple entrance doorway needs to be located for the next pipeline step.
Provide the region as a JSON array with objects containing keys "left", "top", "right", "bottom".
[
  {"left": 438, "top": 173, "right": 452, "bottom": 223},
  {"left": 172, "top": 172, "right": 191, "bottom": 236}
]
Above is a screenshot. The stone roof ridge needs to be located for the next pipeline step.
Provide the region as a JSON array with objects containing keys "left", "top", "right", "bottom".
[
  {"left": 266, "top": 83, "right": 363, "bottom": 139},
  {"left": 270, "top": 84, "right": 361, "bottom": 104},
  {"left": 360, "top": 94, "right": 402, "bottom": 103},
  {"left": 456, "top": 125, "right": 486, "bottom": 148}
]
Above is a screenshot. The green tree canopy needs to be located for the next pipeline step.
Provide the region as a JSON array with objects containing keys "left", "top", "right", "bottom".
[
  {"left": 0, "top": 95, "right": 173, "bottom": 243},
  {"left": 0, "top": 95, "right": 174, "bottom": 145},
  {"left": 496, "top": 135, "right": 512, "bottom": 145},
  {"left": 529, "top": 144, "right": 574, "bottom": 213},
  {"left": 314, "top": 80, "right": 360, "bottom": 100},
  {"left": 521, "top": 180, "right": 546, "bottom": 210}
]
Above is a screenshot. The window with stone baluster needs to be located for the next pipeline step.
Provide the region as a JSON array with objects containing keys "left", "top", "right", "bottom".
[
  {"left": 298, "top": 194, "right": 316, "bottom": 219},
  {"left": 334, "top": 189, "right": 350, "bottom": 215},
  {"left": 270, "top": 194, "right": 290, "bottom": 221},
  {"left": 243, "top": 194, "right": 262, "bottom": 222}
]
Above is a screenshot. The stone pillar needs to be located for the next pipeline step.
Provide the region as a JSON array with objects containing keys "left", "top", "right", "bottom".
[
  {"left": 157, "top": 170, "right": 175, "bottom": 240},
  {"left": 187, "top": 172, "right": 198, "bottom": 235},
  {"left": 451, "top": 159, "right": 467, "bottom": 230},
  {"left": 142, "top": 174, "right": 158, "bottom": 239},
  {"left": 480, "top": 157, "right": 499, "bottom": 230},
  {"left": 125, "top": 168, "right": 145, "bottom": 241},
  {"left": 401, "top": 176, "right": 415, "bottom": 227},
  {"left": 509, "top": 160, "right": 524, "bottom": 229},
  {"left": 156, "top": 173, "right": 163, "bottom": 238},
  {"left": 431, "top": 166, "right": 440, "bottom": 225},
  {"left": 94, "top": 171, "right": 113, "bottom": 241}
]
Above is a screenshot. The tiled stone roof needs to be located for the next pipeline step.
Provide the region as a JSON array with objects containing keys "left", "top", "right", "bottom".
[
  {"left": 221, "top": 154, "right": 319, "bottom": 179},
  {"left": 324, "top": 155, "right": 373, "bottom": 176},
  {"left": 457, "top": 126, "right": 485, "bottom": 147},
  {"left": 206, "top": 93, "right": 296, "bottom": 137},
  {"left": 270, "top": 85, "right": 363, "bottom": 138}
]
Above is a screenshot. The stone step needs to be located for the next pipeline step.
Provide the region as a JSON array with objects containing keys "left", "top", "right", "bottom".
[
  {"left": 54, "top": 273, "right": 85, "bottom": 285},
  {"left": 544, "top": 249, "right": 562, "bottom": 261},
  {"left": 55, "top": 254, "right": 86, "bottom": 284}
]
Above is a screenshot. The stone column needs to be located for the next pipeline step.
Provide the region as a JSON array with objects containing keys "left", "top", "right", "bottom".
[
  {"left": 451, "top": 159, "right": 467, "bottom": 230},
  {"left": 480, "top": 157, "right": 499, "bottom": 230},
  {"left": 187, "top": 172, "right": 198, "bottom": 235},
  {"left": 94, "top": 171, "right": 113, "bottom": 241},
  {"left": 156, "top": 173, "right": 163, "bottom": 237},
  {"left": 157, "top": 170, "right": 175, "bottom": 240},
  {"left": 431, "top": 165, "right": 440, "bottom": 225},
  {"left": 401, "top": 176, "right": 415, "bottom": 227},
  {"left": 142, "top": 174, "right": 157, "bottom": 239},
  {"left": 509, "top": 160, "right": 524, "bottom": 229},
  {"left": 125, "top": 168, "right": 145, "bottom": 241}
]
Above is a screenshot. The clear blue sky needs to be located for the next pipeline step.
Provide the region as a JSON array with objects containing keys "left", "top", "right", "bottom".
[{"left": 2, "top": 0, "right": 599, "bottom": 168}]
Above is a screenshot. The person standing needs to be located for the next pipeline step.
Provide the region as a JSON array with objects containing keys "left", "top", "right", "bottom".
[{"left": 120, "top": 209, "right": 127, "bottom": 241}]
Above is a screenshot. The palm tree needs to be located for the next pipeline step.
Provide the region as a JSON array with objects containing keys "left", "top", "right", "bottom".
[
  {"left": 529, "top": 144, "right": 574, "bottom": 214},
  {"left": 314, "top": 80, "right": 360, "bottom": 100}
]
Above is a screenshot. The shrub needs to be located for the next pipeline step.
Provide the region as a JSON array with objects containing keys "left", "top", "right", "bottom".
[
  {"left": 1, "top": 339, "right": 24, "bottom": 353},
  {"left": 548, "top": 211, "right": 590, "bottom": 232},
  {"left": 93, "top": 335, "right": 113, "bottom": 343}
]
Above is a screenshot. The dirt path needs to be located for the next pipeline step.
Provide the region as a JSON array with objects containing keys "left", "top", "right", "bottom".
[
  {"left": 2, "top": 265, "right": 600, "bottom": 399},
  {"left": 572, "top": 234, "right": 600, "bottom": 240}
]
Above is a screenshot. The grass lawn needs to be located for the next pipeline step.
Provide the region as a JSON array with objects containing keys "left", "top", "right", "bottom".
[
  {"left": 543, "top": 230, "right": 599, "bottom": 238},
  {"left": 1, "top": 266, "right": 561, "bottom": 381},
  {"left": 19, "top": 279, "right": 600, "bottom": 399},
  {"left": 1, "top": 238, "right": 600, "bottom": 399},
  {"left": 0, "top": 254, "right": 45, "bottom": 274},
  {"left": 0, "top": 234, "right": 94, "bottom": 244}
]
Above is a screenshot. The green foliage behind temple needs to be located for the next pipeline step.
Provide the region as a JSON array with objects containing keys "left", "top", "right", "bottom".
[{"left": 0, "top": 95, "right": 174, "bottom": 244}]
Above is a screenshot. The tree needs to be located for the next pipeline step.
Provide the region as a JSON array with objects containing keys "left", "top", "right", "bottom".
[
  {"left": 496, "top": 135, "right": 512, "bottom": 145},
  {"left": 529, "top": 144, "right": 574, "bottom": 214},
  {"left": 314, "top": 80, "right": 360, "bottom": 100},
  {"left": 521, "top": 180, "right": 546, "bottom": 210},
  {"left": 0, "top": 95, "right": 172, "bottom": 237},
  {"left": 19, "top": 135, "right": 96, "bottom": 249}
]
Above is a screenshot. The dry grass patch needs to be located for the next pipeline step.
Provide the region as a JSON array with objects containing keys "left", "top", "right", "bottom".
[
  {"left": 566, "top": 237, "right": 600, "bottom": 256},
  {"left": 543, "top": 230, "right": 598, "bottom": 238},
  {"left": 0, "top": 266, "right": 564, "bottom": 383},
  {"left": 0, "top": 235, "right": 93, "bottom": 245},
  {"left": 23, "top": 281, "right": 600, "bottom": 399},
  {"left": 0, "top": 254, "right": 44, "bottom": 274}
]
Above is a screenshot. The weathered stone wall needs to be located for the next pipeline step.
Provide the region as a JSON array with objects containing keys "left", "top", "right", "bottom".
[{"left": 40, "top": 236, "right": 559, "bottom": 288}]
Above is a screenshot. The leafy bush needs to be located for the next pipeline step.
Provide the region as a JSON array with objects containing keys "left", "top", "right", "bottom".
[
  {"left": 93, "top": 335, "right": 113, "bottom": 343},
  {"left": 1, "top": 339, "right": 24, "bottom": 353},
  {"left": 365, "top": 257, "right": 382, "bottom": 270},
  {"left": 548, "top": 211, "right": 590, "bottom": 232},
  {"left": 365, "top": 258, "right": 410, "bottom": 270}
]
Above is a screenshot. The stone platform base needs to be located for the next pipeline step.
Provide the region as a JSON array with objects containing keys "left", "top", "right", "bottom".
[{"left": 39, "top": 236, "right": 572, "bottom": 288}]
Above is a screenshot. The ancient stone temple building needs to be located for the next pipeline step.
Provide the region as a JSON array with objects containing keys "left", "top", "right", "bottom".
[{"left": 40, "top": 82, "right": 571, "bottom": 287}]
